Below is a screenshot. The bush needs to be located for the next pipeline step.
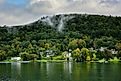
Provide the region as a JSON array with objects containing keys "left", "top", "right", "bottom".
[
  {"left": 28, "top": 54, "right": 38, "bottom": 60},
  {"left": 53, "top": 56, "right": 63, "bottom": 60},
  {"left": 20, "top": 52, "right": 29, "bottom": 61},
  {"left": 0, "top": 50, "right": 6, "bottom": 61},
  {"left": 86, "top": 56, "right": 91, "bottom": 61},
  {"left": 20, "top": 52, "right": 38, "bottom": 61}
]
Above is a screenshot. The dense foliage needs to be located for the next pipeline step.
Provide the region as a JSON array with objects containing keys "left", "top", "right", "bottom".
[{"left": 0, "top": 14, "right": 121, "bottom": 61}]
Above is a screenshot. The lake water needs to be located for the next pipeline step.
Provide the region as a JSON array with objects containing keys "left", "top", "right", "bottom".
[{"left": 0, "top": 62, "right": 121, "bottom": 81}]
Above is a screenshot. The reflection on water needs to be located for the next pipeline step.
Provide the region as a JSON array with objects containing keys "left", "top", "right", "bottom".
[
  {"left": 64, "top": 62, "right": 72, "bottom": 74},
  {"left": 11, "top": 62, "right": 21, "bottom": 81},
  {"left": 0, "top": 62, "right": 121, "bottom": 81},
  {"left": 0, "top": 63, "right": 11, "bottom": 81}
]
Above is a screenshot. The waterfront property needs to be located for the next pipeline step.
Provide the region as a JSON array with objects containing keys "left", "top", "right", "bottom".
[
  {"left": 11, "top": 57, "right": 21, "bottom": 61},
  {"left": 45, "top": 50, "right": 55, "bottom": 57}
]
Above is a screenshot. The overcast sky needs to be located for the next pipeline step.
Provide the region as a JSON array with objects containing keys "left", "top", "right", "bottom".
[{"left": 0, "top": 0, "right": 121, "bottom": 26}]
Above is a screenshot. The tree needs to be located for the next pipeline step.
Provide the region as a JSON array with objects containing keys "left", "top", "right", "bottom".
[
  {"left": 20, "top": 52, "right": 29, "bottom": 61},
  {"left": 38, "top": 40, "right": 45, "bottom": 48},
  {"left": 44, "top": 43, "right": 50, "bottom": 49},
  {"left": 1, "top": 14, "right": 121, "bottom": 62},
  {"left": 77, "top": 39, "right": 86, "bottom": 49},
  {"left": 28, "top": 43, "right": 33, "bottom": 48},
  {"left": 115, "top": 42, "right": 121, "bottom": 51},
  {"left": 61, "top": 51, "right": 68, "bottom": 60},
  {"left": 68, "top": 39, "right": 86, "bottom": 50},
  {"left": 31, "top": 40, "right": 37, "bottom": 45},
  {"left": 96, "top": 50, "right": 104, "bottom": 60},
  {"left": 81, "top": 48, "right": 90, "bottom": 61},
  {"left": 104, "top": 49, "right": 112, "bottom": 61},
  {"left": 117, "top": 51, "right": 121, "bottom": 59},
  {"left": 68, "top": 39, "right": 78, "bottom": 50},
  {"left": 91, "top": 50, "right": 97, "bottom": 61},
  {"left": 86, "top": 56, "right": 91, "bottom": 61},
  {"left": 28, "top": 54, "right": 38, "bottom": 61},
  {"left": 0, "top": 50, "right": 6, "bottom": 61},
  {"left": 20, "top": 41, "right": 30, "bottom": 48},
  {"left": 93, "top": 39, "right": 103, "bottom": 49},
  {"left": 72, "top": 48, "right": 81, "bottom": 61}
]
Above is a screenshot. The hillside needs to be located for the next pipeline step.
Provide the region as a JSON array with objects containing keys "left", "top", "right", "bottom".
[{"left": 0, "top": 14, "right": 121, "bottom": 61}]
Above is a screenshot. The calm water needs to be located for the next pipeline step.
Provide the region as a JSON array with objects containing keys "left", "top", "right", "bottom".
[{"left": 0, "top": 62, "right": 121, "bottom": 81}]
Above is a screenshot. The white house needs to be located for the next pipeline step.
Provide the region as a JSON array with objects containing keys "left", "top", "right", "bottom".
[
  {"left": 66, "top": 49, "right": 73, "bottom": 61},
  {"left": 46, "top": 50, "right": 54, "bottom": 57},
  {"left": 11, "top": 57, "right": 21, "bottom": 61},
  {"left": 99, "top": 47, "right": 107, "bottom": 52},
  {"left": 111, "top": 49, "right": 118, "bottom": 55}
]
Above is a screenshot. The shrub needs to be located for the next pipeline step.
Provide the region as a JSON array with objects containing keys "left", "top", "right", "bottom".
[
  {"left": 20, "top": 52, "right": 29, "bottom": 61},
  {"left": 0, "top": 50, "right": 6, "bottom": 61},
  {"left": 28, "top": 54, "right": 38, "bottom": 60}
]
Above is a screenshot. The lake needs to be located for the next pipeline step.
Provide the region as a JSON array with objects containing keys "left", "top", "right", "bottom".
[{"left": 0, "top": 62, "right": 121, "bottom": 81}]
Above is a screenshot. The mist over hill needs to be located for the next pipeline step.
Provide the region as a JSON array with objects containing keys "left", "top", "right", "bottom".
[
  {"left": 0, "top": 14, "right": 121, "bottom": 61},
  {"left": 1, "top": 14, "right": 121, "bottom": 40}
]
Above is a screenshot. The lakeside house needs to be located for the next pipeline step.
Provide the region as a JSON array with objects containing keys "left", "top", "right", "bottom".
[
  {"left": 46, "top": 50, "right": 54, "bottom": 57},
  {"left": 99, "top": 47, "right": 107, "bottom": 52},
  {"left": 45, "top": 49, "right": 73, "bottom": 61},
  {"left": 96, "top": 47, "right": 118, "bottom": 55},
  {"left": 111, "top": 49, "right": 118, "bottom": 56},
  {"left": 11, "top": 57, "right": 21, "bottom": 61},
  {"left": 66, "top": 49, "right": 73, "bottom": 61}
]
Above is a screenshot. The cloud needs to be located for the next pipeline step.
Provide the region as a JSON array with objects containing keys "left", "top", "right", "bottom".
[
  {"left": 27, "top": 0, "right": 70, "bottom": 14},
  {"left": 0, "top": 0, "right": 4, "bottom": 4},
  {"left": 23, "top": 0, "right": 121, "bottom": 15},
  {"left": 0, "top": 10, "right": 38, "bottom": 26},
  {"left": 0, "top": 0, "right": 121, "bottom": 26}
]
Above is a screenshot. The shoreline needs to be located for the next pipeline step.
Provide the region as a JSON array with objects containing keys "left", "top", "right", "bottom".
[{"left": 0, "top": 60, "right": 121, "bottom": 63}]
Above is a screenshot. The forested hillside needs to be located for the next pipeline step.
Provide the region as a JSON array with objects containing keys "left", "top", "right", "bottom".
[{"left": 0, "top": 14, "right": 121, "bottom": 61}]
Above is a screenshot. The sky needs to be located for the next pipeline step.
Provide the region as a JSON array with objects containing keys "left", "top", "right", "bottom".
[{"left": 0, "top": 0, "right": 121, "bottom": 26}]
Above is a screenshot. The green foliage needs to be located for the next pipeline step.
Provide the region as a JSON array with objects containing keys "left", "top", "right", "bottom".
[
  {"left": 99, "top": 58, "right": 106, "bottom": 63},
  {"left": 44, "top": 43, "right": 50, "bottom": 49},
  {"left": 115, "top": 42, "right": 121, "bottom": 50},
  {"left": 53, "top": 55, "right": 63, "bottom": 60},
  {"left": 72, "top": 48, "right": 81, "bottom": 58},
  {"left": 1, "top": 14, "right": 121, "bottom": 61},
  {"left": 20, "top": 52, "right": 29, "bottom": 61},
  {"left": 92, "top": 54, "right": 97, "bottom": 61},
  {"left": 104, "top": 49, "right": 112, "bottom": 61},
  {"left": 68, "top": 39, "right": 86, "bottom": 50},
  {"left": 20, "top": 52, "right": 38, "bottom": 61},
  {"left": 61, "top": 51, "right": 68, "bottom": 60},
  {"left": 109, "top": 57, "right": 120, "bottom": 62},
  {"left": 28, "top": 54, "right": 38, "bottom": 60},
  {"left": 0, "top": 50, "right": 6, "bottom": 61},
  {"left": 68, "top": 39, "right": 78, "bottom": 50},
  {"left": 81, "top": 48, "right": 90, "bottom": 61},
  {"left": 117, "top": 51, "right": 121, "bottom": 58},
  {"left": 94, "top": 36, "right": 115, "bottom": 49},
  {"left": 78, "top": 39, "right": 86, "bottom": 49},
  {"left": 86, "top": 56, "right": 91, "bottom": 61}
]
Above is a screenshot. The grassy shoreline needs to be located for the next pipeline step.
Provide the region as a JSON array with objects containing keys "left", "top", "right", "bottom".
[
  {"left": 35, "top": 60, "right": 68, "bottom": 62},
  {"left": 0, "top": 59, "right": 121, "bottom": 63}
]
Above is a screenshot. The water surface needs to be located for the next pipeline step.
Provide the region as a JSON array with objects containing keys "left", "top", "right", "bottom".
[{"left": 0, "top": 62, "right": 121, "bottom": 81}]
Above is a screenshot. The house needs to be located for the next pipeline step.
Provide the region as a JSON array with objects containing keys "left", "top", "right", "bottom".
[
  {"left": 99, "top": 47, "right": 107, "bottom": 52},
  {"left": 111, "top": 49, "right": 118, "bottom": 56},
  {"left": 11, "top": 57, "right": 21, "bottom": 61},
  {"left": 66, "top": 52, "right": 71, "bottom": 57},
  {"left": 46, "top": 50, "right": 54, "bottom": 57},
  {"left": 66, "top": 49, "right": 73, "bottom": 61}
]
